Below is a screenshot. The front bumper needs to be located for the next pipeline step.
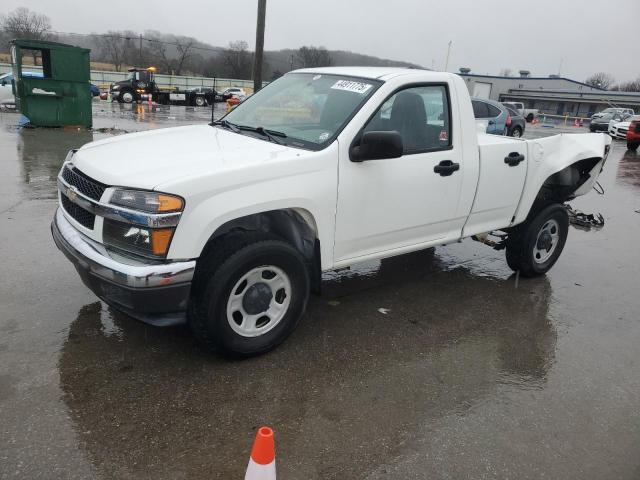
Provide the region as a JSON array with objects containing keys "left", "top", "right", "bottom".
[
  {"left": 590, "top": 123, "right": 609, "bottom": 132},
  {"left": 608, "top": 127, "right": 627, "bottom": 139},
  {"left": 51, "top": 208, "right": 195, "bottom": 326}
]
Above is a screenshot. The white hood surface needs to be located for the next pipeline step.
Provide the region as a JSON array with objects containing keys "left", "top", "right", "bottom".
[{"left": 72, "top": 125, "right": 303, "bottom": 190}]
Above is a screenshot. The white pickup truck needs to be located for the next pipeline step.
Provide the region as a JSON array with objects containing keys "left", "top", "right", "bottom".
[
  {"left": 52, "top": 67, "right": 610, "bottom": 356},
  {"left": 501, "top": 101, "right": 539, "bottom": 123}
]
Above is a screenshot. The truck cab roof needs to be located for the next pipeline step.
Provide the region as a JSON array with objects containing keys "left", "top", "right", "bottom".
[{"left": 291, "top": 66, "right": 439, "bottom": 81}]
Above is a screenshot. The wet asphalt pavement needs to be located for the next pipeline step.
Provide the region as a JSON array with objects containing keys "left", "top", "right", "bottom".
[{"left": 1, "top": 102, "right": 639, "bottom": 479}]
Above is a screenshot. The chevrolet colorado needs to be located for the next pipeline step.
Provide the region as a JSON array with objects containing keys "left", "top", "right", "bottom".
[{"left": 52, "top": 68, "right": 610, "bottom": 355}]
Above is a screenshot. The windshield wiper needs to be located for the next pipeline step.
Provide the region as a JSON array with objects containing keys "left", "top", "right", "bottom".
[
  {"left": 212, "top": 120, "right": 287, "bottom": 145},
  {"left": 211, "top": 119, "right": 241, "bottom": 133},
  {"left": 237, "top": 125, "right": 287, "bottom": 145}
]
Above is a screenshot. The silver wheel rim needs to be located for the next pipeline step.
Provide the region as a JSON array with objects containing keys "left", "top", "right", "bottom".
[
  {"left": 195, "top": 97, "right": 205, "bottom": 106},
  {"left": 533, "top": 219, "right": 560, "bottom": 264},
  {"left": 122, "top": 92, "right": 133, "bottom": 103},
  {"left": 513, "top": 129, "right": 521, "bottom": 138},
  {"left": 226, "top": 265, "right": 292, "bottom": 337}
]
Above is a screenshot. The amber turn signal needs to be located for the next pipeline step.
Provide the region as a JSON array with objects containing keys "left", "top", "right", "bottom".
[
  {"left": 157, "top": 194, "right": 184, "bottom": 213},
  {"left": 151, "top": 228, "right": 175, "bottom": 256}
]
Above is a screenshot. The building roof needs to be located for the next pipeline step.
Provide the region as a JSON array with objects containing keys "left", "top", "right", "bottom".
[{"left": 458, "top": 72, "right": 605, "bottom": 91}]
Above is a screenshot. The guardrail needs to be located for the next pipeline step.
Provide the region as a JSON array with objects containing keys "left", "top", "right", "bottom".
[
  {"left": 0, "top": 62, "right": 259, "bottom": 93},
  {"left": 536, "top": 113, "right": 591, "bottom": 126}
]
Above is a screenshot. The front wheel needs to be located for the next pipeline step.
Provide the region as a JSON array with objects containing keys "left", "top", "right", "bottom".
[
  {"left": 120, "top": 90, "right": 134, "bottom": 104},
  {"left": 194, "top": 96, "right": 206, "bottom": 107},
  {"left": 505, "top": 204, "right": 569, "bottom": 277},
  {"left": 526, "top": 113, "right": 534, "bottom": 123},
  {"left": 189, "top": 235, "right": 310, "bottom": 356},
  {"left": 628, "top": 142, "right": 639, "bottom": 151}
]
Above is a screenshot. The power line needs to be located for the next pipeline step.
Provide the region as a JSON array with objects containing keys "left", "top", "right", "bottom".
[
  {"left": 49, "top": 29, "right": 294, "bottom": 69},
  {"left": 50, "top": 30, "right": 224, "bottom": 54}
]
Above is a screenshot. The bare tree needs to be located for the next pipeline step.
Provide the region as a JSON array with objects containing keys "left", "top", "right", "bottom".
[
  {"left": 146, "top": 32, "right": 173, "bottom": 73},
  {"left": 93, "top": 31, "right": 127, "bottom": 71},
  {"left": 173, "top": 36, "right": 197, "bottom": 75},
  {"left": 499, "top": 68, "right": 512, "bottom": 77},
  {"left": 222, "top": 41, "right": 252, "bottom": 79},
  {"left": 585, "top": 72, "right": 615, "bottom": 90},
  {"left": 0, "top": 7, "right": 52, "bottom": 64},
  {"left": 618, "top": 78, "right": 640, "bottom": 92},
  {"left": 296, "top": 46, "right": 332, "bottom": 68}
]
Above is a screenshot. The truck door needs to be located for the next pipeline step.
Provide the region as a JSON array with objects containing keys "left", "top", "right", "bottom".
[{"left": 334, "top": 84, "right": 465, "bottom": 262}]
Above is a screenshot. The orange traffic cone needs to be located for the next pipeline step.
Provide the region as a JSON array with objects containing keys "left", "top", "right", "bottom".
[{"left": 245, "top": 427, "right": 276, "bottom": 480}]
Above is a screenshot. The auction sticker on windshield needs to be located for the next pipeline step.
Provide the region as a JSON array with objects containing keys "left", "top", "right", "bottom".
[{"left": 331, "top": 80, "right": 373, "bottom": 94}]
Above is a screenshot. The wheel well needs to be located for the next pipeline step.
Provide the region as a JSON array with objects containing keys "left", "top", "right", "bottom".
[
  {"left": 199, "top": 209, "right": 322, "bottom": 292},
  {"left": 532, "top": 157, "right": 602, "bottom": 210}
]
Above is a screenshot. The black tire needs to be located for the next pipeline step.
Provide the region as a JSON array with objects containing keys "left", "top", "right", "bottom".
[
  {"left": 628, "top": 142, "right": 639, "bottom": 151},
  {"left": 526, "top": 113, "right": 534, "bottom": 123},
  {"left": 510, "top": 126, "right": 523, "bottom": 138},
  {"left": 194, "top": 96, "right": 206, "bottom": 107},
  {"left": 189, "top": 233, "right": 310, "bottom": 356},
  {"left": 119, "top": 89, "right": 134, "bottom": 104},
  {"left": 505, "top": 204, "right": 569, "bottom": 277}
]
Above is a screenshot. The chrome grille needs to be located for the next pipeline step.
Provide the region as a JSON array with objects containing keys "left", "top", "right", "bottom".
[
  {"left": 61, "top": 193, "right": 95, "bottom": 229},
  {"left": 61, "top": 165, "right": 107, "bottom": 201}
]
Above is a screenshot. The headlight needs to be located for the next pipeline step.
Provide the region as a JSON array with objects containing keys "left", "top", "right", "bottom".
[
  {"left": 110, "top": 189, "right": 184, "bottom": 213},
  {"left": 104, "top": 189, "right": 184, "bottom": 258},
  {"left": 103, "top": 220, "right": 175, "bottom": 258}
]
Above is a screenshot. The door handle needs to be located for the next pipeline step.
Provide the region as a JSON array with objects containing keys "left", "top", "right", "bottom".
[
  {"left": 434, "top": 160, "right": 460, "bottom": 177},
  {"left": 504, "top": 152, "right": 525, "bottom": 166}
]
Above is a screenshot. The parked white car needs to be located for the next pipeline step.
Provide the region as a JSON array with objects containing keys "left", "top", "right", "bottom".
[
  {"left": 0, "top": 71, "right": 41, "bottom": 105},
  {"left": 501, "top": 101, "right": 539, "bottom": 123},
  {"left": 223, "top": 87, "right": 247, "bottom": 100},
  {"left": 608, "top": 116, "right": 634, "bottom": 139},
  {"left": 52, "top": 67, "right": 611, "bottom": 356}
]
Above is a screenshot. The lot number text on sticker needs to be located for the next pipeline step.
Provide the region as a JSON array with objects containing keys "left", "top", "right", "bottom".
[{"left": 331, "top": 80, "right": 373, "bottom": 94}]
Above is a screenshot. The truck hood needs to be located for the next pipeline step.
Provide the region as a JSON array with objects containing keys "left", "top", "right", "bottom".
[{"left": 72, "top": 125, "right": 302, "bottom": 190}]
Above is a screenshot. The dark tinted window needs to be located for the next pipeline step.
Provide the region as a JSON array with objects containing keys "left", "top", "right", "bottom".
[
  {"left": 506, "top": 107, "right": 519, "bottom": 117},
  {"left": 487, "top": 104, "right": 502, "bottom": 117},
  {"left": 472, "top": 100, "right": 489, "bottom": 118}
]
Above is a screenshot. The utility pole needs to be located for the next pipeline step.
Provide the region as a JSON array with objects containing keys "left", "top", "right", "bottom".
[
  {"left": 290, "top": 54, "right": 295, "bottom": 71},
  {"left": 139, "top": 34, "right": 143, "bottom": 66},
  {"left": 443, "top": 40, "right": 452, "bottom": 72},
  {"left": 253, "top": 0, "right": 267, "bottom": 93}
]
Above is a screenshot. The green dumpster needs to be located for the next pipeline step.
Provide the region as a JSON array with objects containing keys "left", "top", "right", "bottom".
[{"left": 11, "top": 39, "right": 92, "bottom": 128}]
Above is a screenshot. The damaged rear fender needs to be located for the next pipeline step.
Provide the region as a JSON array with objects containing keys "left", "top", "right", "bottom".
[{"left": 512, "top": 133, "right": 611, "bottom": 225}]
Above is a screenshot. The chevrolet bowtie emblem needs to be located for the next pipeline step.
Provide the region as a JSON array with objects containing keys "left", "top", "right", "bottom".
[{"left": 66, "top": 185, "right": 78, "bottom": 201}]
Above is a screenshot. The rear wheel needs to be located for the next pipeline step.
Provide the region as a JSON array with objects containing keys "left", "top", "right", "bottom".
[
  {"left": 506, "top": 204, "right": 569, "bottom": 277},
  {"left": 510, "top": 126, "right": 523, "bottom": 138},
  {"left": 526, "top": 113, "right": 534, "bottom": 122},
  {"left": 628, "top": 142, "right": 639, "bottom": 151},
  {"left": 189, "top": 234, "right": 310, "bottom": 356},
  {"left": 194, "top": 96, "right": 206, "bottom": 107}
]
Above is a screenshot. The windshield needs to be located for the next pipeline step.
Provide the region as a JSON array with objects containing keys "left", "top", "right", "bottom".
[{"left": 221, "top": 73, "right": 382, "bottom": 150}]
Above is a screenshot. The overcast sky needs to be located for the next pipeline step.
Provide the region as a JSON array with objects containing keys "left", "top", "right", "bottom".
[{"left": 3, "top": 0, "right": 638, "bottom": 82}]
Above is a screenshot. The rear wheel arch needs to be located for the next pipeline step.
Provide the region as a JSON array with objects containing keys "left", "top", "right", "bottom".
[{"left": 524, "top": 157, "right": 603, "bottom": 218}]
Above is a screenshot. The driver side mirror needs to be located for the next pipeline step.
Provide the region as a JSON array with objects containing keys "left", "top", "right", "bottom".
[{"left": 350, "top": 130, "right": 403, "bottom": 162}]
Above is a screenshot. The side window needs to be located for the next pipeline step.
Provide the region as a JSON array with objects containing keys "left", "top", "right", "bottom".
[
  {"left": 363, "top": 85, "right": 451, "bottom": 153},
  {"left": 486, "top": 104, "right": 502, "bottom": 118},
  {"left": 472, "top": 100, "right": 489, "bottom": 118}
]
